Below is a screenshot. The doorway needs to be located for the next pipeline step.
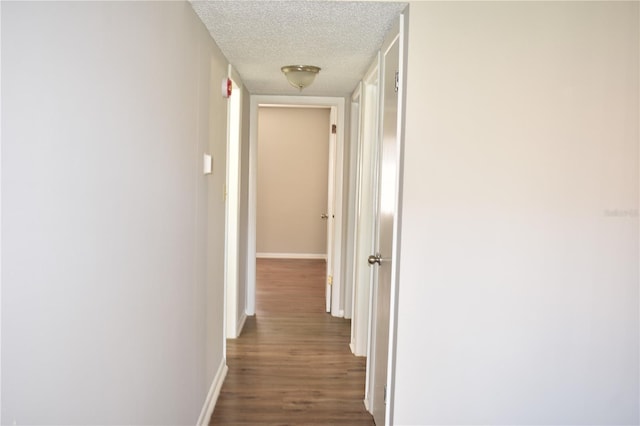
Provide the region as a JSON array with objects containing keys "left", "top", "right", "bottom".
[
  {"left": 255, "top": 106, "right": 330, "bottom": 262},
  {"left": 247, "top": 96, "right": 346, "bottom": 317}
]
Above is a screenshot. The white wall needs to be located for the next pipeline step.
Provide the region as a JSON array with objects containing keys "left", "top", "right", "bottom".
[
  {"left": 393, "top": 2, "right": 639, "bottom": 425},
  {"left": 1, "top": 2, "right": 229, "bottom": 424}
]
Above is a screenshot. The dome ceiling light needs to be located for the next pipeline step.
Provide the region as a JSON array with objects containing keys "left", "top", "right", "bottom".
[{"left": 281, "top": 65, "right": 321, "bottom": 90}]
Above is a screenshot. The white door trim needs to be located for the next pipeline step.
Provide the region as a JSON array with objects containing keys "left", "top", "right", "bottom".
[
  {"left": 326, "top": 106, "right": 337, "bottom": 313},
  {"left": 344, "top": 87, "right": 361, "bottom": 321},
  {"left": 329, "top": 105, "right": 346, "bottom": 317},
  {"left": 0, "top": 1, "right": 4, "bottom": 416},
  {"left": 246, "top": 95, "right": 346, "bottom": 317},
  {"left": 351, "top": 60, "right": 380, "bottom": 360},
  {"left": 224, "top": 66, "right": 244, "bottom": 339}
]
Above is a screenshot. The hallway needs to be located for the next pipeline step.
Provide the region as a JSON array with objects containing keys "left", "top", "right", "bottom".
[{"left": 210, "top": 259, "right": 375, "bottom": 425}]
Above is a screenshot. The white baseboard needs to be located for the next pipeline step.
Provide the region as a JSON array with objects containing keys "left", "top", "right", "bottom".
[
  {"left": 196, "top": 358, "right": 228, "bottom": 426},
  {"left": 332, "top": 309, "right": 345, "bottom": 318},
  {"left": 364, "top": 397, "right": 371, "bottom": 413},
  {"left": 236, "top": 312, "right": 247, "bottom": 337},
  {"left": 350, "top": 341, "right": 366, "bottom": 357},
  {"left": 256, "top": 252, "right": 327, "bottom": 260}
]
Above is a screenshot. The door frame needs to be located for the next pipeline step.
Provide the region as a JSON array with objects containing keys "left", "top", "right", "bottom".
[
  {"left": 246, "top": 95, "right": 346, "bottom": 317},
  {"left": 0, "top": 1, "right": 3, "bottom": 415},
  {"left": 326, "top": 105, "right": 338, "bottom": 313},
  {"left": 351, "top": 60, "right": 380, "bottom": 361},
  {"left": 343, "top": 85, "right": 361, "bottom": 321},
  {"left": 224, "top": 65, "right": 245, "bottom": 339}
]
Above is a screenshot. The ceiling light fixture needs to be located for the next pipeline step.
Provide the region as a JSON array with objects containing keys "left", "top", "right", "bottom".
[{"left": 281, "top": 65, "right": 321, "bottom": 90}]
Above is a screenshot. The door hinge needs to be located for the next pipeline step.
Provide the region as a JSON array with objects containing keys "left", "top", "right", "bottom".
[
  {"left": 328, "top": 275, "right": 333, "bottom": 285},
  {"left": 331, "top": 124, "right": 337, "bottom": 134},
  {"left": 384, "top": 384, "right": 387, "bottom": 404},
  {"left": 394, "top": 71, "right": 399, "bottom": 93}
]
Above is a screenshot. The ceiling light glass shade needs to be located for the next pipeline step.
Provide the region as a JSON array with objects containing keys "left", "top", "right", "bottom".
[{"left": 281, "top": 65, "right": 321, "bottom": 90}]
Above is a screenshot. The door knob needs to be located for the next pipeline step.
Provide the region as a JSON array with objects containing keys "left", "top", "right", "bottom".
[
  {"left": 320, "top": 213, "right": 329, "bottom": 219},
  {"left": 367, "top": 254, "right": 382, "bottom": 265}
]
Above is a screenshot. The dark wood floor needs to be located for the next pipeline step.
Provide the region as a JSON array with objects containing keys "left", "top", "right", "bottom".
[{"left": 210, "top": 258, "right": 375, "bottom": 425}]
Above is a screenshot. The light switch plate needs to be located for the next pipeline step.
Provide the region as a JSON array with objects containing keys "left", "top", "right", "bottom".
[{"left": 203, "top": 153, "right": 212, "bottom": 175}]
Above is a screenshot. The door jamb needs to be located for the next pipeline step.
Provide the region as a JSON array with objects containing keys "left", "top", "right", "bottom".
[
  {"left": 351, "top": 59, "right": 380, "bottom": 365},
  {"left": 326, "top": 106, "right": 337, "bottom": 313},
  {"left": 0, "top": 2, "right": 4, "bottom": 416},
  {"left": 246, "top": 95, "right": 346, "bottom": 317},
  {"left": 344, "top": 86, "right": 361, "bottom": 321},
  {"left": 224, "top": 65, "right": 244, "bottom": 339}
]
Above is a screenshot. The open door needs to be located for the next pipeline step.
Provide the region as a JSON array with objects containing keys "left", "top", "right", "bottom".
[{"left": 368, "top": 12, "right": 406, "bottom": 426}]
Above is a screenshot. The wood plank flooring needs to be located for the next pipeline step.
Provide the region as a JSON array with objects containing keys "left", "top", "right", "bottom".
[{"left": 210, "top": 258, "right": 375, "bottom": 425}]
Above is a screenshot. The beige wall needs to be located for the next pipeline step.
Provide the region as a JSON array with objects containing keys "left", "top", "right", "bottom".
[
  {"left": 2, "top": 2, "right": 229, "bottom": 424},
  {"left": 394, "top": 2, "right": 639, "bottom": 424},
  {"left": 257, "top": 107, "right": 330, "bottom": 256}
]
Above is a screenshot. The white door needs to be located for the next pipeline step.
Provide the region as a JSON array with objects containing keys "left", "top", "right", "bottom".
[
  {"left": 325, "top": 107, "right": 337, "bottom": 313},
  {"left": 369, "top": 21, "right": 403, "bottom": 426}
]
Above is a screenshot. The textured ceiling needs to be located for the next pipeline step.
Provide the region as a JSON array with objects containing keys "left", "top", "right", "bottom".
[{"left": 190, "top": 1, "right": 407, "bottom": 96}]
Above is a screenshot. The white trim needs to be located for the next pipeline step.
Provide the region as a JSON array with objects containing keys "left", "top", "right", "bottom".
[
  {"left": 326, "top": 106, "right": 337, "bottom": 313},
  {"left": 236, "top": 312, "right": 247, "bottom": 337},
  {"left": 247, "top": 95, "right": 346, "bottom": 318},
  {"left": 351, "top": 65, "right": 380, "bottom": 359},
  {"left": 0, "top": 1, "right": 3, "bottom": 417},
  {"left": 330, "top": 104, "right": 345, "bottom": 318},
  {"left": 352, "top": 82, "right": 362, "bottom": 102},
  {"left": 344, "top": 90, "right": 362, "bottom": 320},
  {"left": 225, "top": 65, "right": 244, "bottom": 339},
  {"left": 228, "top": 65, "right": 242, "bottom": 90},
  {"left": 196, "top": 359, "right": 228, "bottom": 426},
  {"left": 363, "top": 57, "right": 379, "bottom": 85},
  {"left": 247, "top": 98, "right": 258, "bottom": 316},
  {"left": 256, "top": 252, "right": 327, "bottom": 260},
  {"left": 260, "top": 103, "right": 329, "bottom": 109}
]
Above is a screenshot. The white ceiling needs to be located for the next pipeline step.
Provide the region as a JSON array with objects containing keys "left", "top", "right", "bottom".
[{"left": 190, "top": 1, "right": 407, "bottom": 96}]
